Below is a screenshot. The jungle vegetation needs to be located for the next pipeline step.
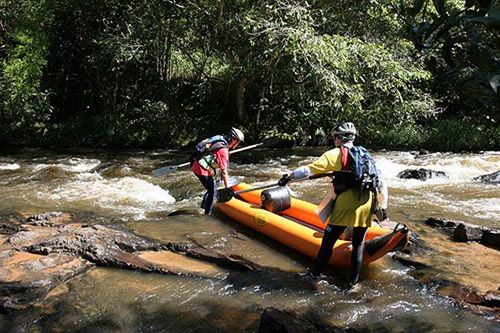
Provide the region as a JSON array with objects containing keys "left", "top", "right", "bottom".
[{"left": 0, "top": 0, "right": 499, "bottom": 150}]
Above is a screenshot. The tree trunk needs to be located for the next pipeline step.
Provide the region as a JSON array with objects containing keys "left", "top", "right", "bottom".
[
  {"left": 235, "top": 73, "right": 247, "bottom": 122},
  {"left": 255, "top": 85, "right": 267, "bottom": 134}
]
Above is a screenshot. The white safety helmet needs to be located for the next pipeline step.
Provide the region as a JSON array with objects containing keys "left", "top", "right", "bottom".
[
  {"left": 228, "top": 127, "right": 245, "bottom": 142},
  {"left": 332, "top": 122, "right": 356, "bottom": 141}
]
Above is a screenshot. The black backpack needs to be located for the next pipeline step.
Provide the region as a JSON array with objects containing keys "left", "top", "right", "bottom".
[{"left": 333, "top": 145, "right": 380, "bottom": 194}]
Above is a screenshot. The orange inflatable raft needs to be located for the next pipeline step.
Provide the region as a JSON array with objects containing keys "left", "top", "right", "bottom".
[{"left": 217, "top": 183, "right": 410, "bottom": 267}]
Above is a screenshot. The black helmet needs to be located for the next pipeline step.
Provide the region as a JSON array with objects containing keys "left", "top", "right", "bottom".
[
  {"left": 332, "top": 122, "right": 356, "bottom": 141},
  {"left": 228, "top": 127, "right": 245, "bottom": 142}
]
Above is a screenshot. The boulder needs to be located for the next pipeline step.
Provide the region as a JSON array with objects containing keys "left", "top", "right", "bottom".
[
  {"left": 482, "top": 230, "right": 500, "bottom": 249},
  {"left": 473, "top": 170, "right": 500, "bottom": 184},
  {"left": 425, "top": 218, "right": 500, "bottom": 248},
  {"left": 453, "top": 223, "right": 485, "bottom": 242},
  {"left": 484, "top": 290, "right": 500, "bottom": 307},
  {"left": 419, "top": 149, "right": 430, "bottom": 155},
  {"left": 424, "top": 218, "right": 459, "bottom": 233},
  {"left": 397, "top": 168, "right": 447, "bottom": 181}
]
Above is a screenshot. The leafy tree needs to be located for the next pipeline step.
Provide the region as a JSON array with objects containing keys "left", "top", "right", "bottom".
[
  {"left": 3, "top": 0, "right": 496, "bottom": 150},
  {"left": 394, "top": 0, "right": 499, "bottom": 122},
  {"left": 0, "top": 0, "right": 53, "bottom": 143}
]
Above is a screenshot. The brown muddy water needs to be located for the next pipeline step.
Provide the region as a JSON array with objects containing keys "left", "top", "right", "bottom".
[{"left": 0, "top": 147, "right": 499, "bottom": 332}]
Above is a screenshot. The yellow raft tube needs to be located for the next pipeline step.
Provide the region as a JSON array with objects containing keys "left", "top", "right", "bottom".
[{"left": 218, "top": 183, "right": 410, "bottom": 267}]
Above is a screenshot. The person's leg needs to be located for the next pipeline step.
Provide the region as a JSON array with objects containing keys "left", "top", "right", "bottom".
[
  {"left": 196, "top": 175, "right": 217, "bottom": 214},
  {"left": 310, "top": 224, "right": 346, "bottom": 277},
  {"left": 350, "top": 227, "right": 368, "bottom": 285}
]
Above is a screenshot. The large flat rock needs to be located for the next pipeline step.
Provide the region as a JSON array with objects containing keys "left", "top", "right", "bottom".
[
  {"left": 0, "top": 212, "right": 256, "bottom": 312},
  {"left": 0, "top": 249, "right": 93, "bottom": 311}
]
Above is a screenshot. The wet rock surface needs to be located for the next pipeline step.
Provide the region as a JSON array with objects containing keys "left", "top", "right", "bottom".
[
  {"left": 393, "top": 254, "right": 500, "bottom": 319},
  {"left": 393, "top": 218, "right": 500, "bottom": 320},
  {"left": 424, "top": 218, "right": 500, "bottom": 248},
  {"left": 453, "top": 223, "right": 485, "bottom": 242},
  {"left": 424, "top": 217, "right": 460, "bottom": 231},
  {"left": 473, "top": 170, "right": 500, "bottom": 184},
  {"left": 0, "top": 212, "right": 257, "bottom": 312},
  {"left": 485, "top": 290, "right": 500, "bottom": 307},
  {"left": 397, "top": 168, "right": 448, "bottom": 181},
  {"left": 482, "top": 230, "right": 500, "bottom": 249},
  {"left": 0, "top": 250, "right": 93, "bottom": 311},
  {"left": 258, "top": 307, "right": 347, "bottom": 333}
]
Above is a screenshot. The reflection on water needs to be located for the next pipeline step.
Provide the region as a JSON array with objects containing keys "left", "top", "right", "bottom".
[
  {"left": 4, "top": 265, "right": 493, "bottom": 332},
  {"left": 0, "top": 148, "right": 499, "bottom": 332}
]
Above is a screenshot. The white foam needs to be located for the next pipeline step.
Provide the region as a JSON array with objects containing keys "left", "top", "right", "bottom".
[
  {"left": 33, "top": 158, "right": 101, "bottom": 173},
  {"left": 43, "top": 175, "right": 175, "bottom": 220},
  {"left": 374, "top": 152, "right": 500, "bottom": 189},
  {"left": 0, "top": 163, "right": 20, "bottom": 170},
  {"left": 266, "top": 151, "right": 500, "bottom": 224}
]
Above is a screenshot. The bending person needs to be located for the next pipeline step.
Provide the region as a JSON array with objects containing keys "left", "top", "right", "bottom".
[{"left": 190, "top": 127, "right": 244, "bottom": 215}]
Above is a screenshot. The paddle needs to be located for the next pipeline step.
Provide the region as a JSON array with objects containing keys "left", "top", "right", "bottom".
[
  {"left": 217, "top": 172, "right": 335, "bottom": 203},
  {"left": 152, "top": 136, "right": 280, "bottom": 177}
]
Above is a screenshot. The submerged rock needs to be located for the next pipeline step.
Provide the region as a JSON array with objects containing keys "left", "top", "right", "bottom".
[
  {"left": 484, "top": 290, "right": 500, "bottom": 307},
  {"left": 424, "top": 218, "right": 500, "bottom": 248},
  {"left": 258, "top": 307, "right": 347, "bottom": 333},
  {"left": 0, "top": 250, "right": 93, "bottom": 311},
  {"left": 453, "top": 223, "right": 486, "bottom": 242},
  {"left": 397, "top": 168, "right": 448, "bottom": 181},
  {"left": 394, "top": 241, "right": 500, "bottom": 320},
  {"left": 473, "top": 170, "right": 500, "bottom": 184},
  {"left": 0, "top": 212, "right": 257, "bottom": 312},
  {"left": 396, "top": 217, "right": 500, "bottom": 318},
  {"left": 482, "top": 230, "right": 500, "bottom": 249},
  {"left": 423, "top": 218, "right": 459, "bottom": 235}
]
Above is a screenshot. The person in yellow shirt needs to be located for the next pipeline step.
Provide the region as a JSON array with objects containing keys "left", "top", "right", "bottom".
[{"left": 279, "top": 122, "right": 378, "bottom": 288}]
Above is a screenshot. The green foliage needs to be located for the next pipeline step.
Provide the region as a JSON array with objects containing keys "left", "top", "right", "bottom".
[
  {"left": 0, "top": 0, "right": 496, "bottom": 151},
  {"left": 394, "top": 0, "right": 500, "bottom": 123},
  {"left": 0, "top": 0, "right": 53, "bottom": 141},
  {"left": 423, "top": 118, "right": 500, "bottom": 151},
  {"left": 233, "top": 2, "right": 435, "bottom": 144}
]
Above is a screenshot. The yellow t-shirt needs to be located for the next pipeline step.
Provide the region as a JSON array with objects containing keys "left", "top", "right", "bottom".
[{"left": 308, "top": 148, "right": 372, "bottom": 228}]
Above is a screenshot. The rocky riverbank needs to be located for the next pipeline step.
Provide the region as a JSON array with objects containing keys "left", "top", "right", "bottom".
[
  {"left": 2, "top": 211, "right": 499, "bottom": 325},
  {"left": 0, "top": 212, "right": 260, "bottom": 312},
  {"left": 391, "top": 217, "right": 500, "bottom": 320}
]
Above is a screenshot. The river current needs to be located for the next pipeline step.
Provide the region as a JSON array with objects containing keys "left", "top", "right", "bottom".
[{"left": 0, "top": 148, "right": 499, "bottom": 332}]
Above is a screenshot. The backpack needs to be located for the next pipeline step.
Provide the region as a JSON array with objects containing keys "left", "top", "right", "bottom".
[
  {"left": 333, "top": 145, "right": 380, "bottom": 194},
  {"left": 189, "top": 135, "right": 228, "bottom": 166}
]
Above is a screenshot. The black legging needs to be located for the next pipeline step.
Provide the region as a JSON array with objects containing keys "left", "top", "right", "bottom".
[
  {"left": 195, "top": 174, "right": 217, "bottom": 215},
  {"left": 311, "top": 224, "right": 368, "bottom": 285}
]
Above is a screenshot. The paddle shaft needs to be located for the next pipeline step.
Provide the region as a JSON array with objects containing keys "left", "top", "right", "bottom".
[
  {"left": 172, "top": 141, "right": 268, "bottom": 170},
  {"left": 230, "top": 172, "right": 335, "bottom": 196},
  {"left": 153, "top": 137, "right": 278, "bottom": 176}
]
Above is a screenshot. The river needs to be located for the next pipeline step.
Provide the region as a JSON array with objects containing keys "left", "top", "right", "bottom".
[{"left": 0, "top": 148, "right": 499, "bottom": 332}]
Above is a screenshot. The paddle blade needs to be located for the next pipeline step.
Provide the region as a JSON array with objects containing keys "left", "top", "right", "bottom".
[
  {"left": 217, "top": 188, "right": 235, "bottom": 203},
  {"left": 152, "top": 165, "right": 178, "bottom": 177},
  {"left": 261, "top": 136, "right": 280, "bottom": 147}
]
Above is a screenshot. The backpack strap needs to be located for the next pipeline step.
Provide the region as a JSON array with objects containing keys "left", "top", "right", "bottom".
[
  {"left": 340, "top": 145, "right": 350, "bottom": 170},
  {"left": 207, "top": 140, "right": 228, "bottom": 153}
]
